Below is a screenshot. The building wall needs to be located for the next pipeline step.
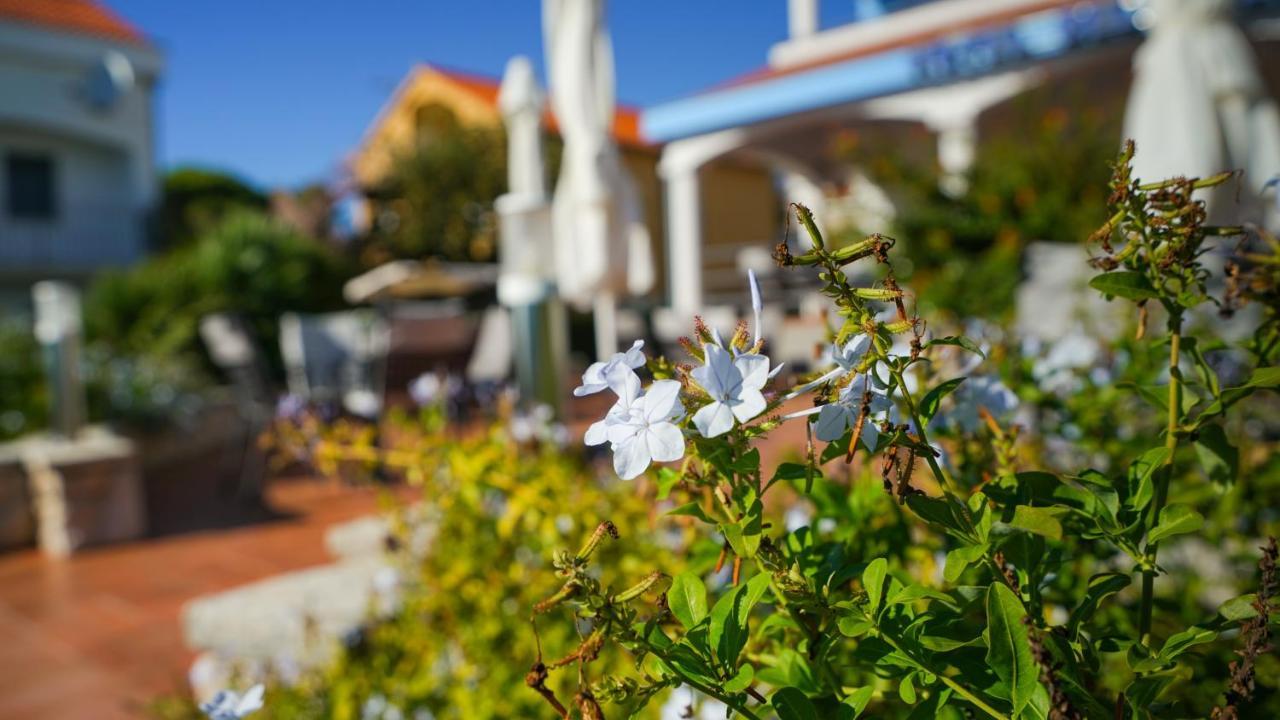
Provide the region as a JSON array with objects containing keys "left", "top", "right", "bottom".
[
  {"left": 0, "top": 21, "right": 162, "bottom": 283},
  {"left": 350, "top": 68, "right": 506, "bottom": 188},
  {"left": 700, "top": 158, "right": 781, "bottom": 304}
]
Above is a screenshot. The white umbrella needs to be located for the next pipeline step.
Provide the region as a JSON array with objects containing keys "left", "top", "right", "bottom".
[
  {"left": 544, "top": 0, "right": 654, "bottom": 359},
  {"left": 1124, "top": 0, "right": 1280, "bottom": 221}
]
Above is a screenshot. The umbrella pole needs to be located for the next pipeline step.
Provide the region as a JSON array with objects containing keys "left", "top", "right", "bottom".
[{"left": 593, "top": 291, "right": 618, "bottom": 360}]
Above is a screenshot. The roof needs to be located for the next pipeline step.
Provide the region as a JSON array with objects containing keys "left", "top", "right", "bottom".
[
  {"left": 641, "top": 0, "right": 1136, "bottom": 141},
  {"left": 386, "top": 64, "right": 652, "bottom": 149},
  {"left": 0, "top": 0, "right": 146, "bottom": 45}
]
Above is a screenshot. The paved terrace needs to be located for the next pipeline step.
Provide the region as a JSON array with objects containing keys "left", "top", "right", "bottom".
[{"left": 0, "top": 476, "right": 410, "bottom": 720}]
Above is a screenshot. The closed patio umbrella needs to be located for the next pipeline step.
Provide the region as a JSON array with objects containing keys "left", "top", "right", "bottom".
[{"left": 544, "top": 0, "right": 654, "bottom": 359}]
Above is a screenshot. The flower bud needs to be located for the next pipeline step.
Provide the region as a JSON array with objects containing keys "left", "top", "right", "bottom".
[
  {"left": 854, "top": 287, "right": 903, "bottom": 301},
  {"left": 831, "top": 237, "right": 878, "bottom": 265},
  {"left": 792, "top": 203, "right": 825, "bottom": 250}
]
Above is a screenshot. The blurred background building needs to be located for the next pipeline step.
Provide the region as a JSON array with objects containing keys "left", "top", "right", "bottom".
[{"left": 0, "top": 0, "right": 163, "bottom": 305}]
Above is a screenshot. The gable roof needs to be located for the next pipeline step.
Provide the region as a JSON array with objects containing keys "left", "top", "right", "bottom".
[
  {"left": 371, "top": 64, "right": 652, "bottom": 150},
  {"left": 0, "top": 0, "right": 147, "bottom": 45}
]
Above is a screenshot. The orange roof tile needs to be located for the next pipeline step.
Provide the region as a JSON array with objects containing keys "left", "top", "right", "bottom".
[
  {"left": 0, "top": 0, "right": 146, "bottom": 45},
  {"left": 433, "top": 65, "right": 652, "bottom": 149}
]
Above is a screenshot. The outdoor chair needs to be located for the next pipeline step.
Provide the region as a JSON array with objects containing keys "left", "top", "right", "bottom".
[
  {"left": 279, "top": 310, "right": 390, "bottom": 419},
  {"left": 198, "top": 313, "right": 273, "bottom": 499}
]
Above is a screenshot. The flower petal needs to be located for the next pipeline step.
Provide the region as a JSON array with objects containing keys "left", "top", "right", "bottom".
[
  {"left": 645, "top": 422, "right": 685, "bottom": 463},
  {"left": 734, "top": 353, "right": 770, "bottom": 390},
  {"left": 730, "top": 387, "right": 766, "bottom": 424},
  {"left": 860, "top": 420, "right": 881, "bottom": 452},
  {"left": 583, "top": 418, "right": 610, "bottom": 446},
  {"left": 693, "top": 401, "right": 735, "bottom": 438},
  {"left": 814, "top": 403, "right": 853, "bottom": 442},
  {"left": 606, "top": 366, "right": 642, "bottom": 404},
  {"left": 642, "top": 380, "right": 683, "bottom": 423},
  {"left": 622, "top": 339, "right": 646, "bottom": 368},
  {"left": 613, "top": 437, "right": 651, "bottom": 480},
  {"left": 235, "top": 685, "right": 264, "bottom": 716}
]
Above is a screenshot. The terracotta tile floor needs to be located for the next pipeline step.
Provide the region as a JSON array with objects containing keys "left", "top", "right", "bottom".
[{"left": 0, "top": 477, "right": 407, "bottom": 720}]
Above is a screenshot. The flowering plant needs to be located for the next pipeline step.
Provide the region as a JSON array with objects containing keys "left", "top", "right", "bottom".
[{"left": 530, "top": 148, "right": 1280, "bottom": 720}]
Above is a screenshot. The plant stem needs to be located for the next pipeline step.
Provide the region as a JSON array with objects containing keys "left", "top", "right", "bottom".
[
  {"left": 888, "top": 366, "right": 958, "bottom": 496},
  {"left": 1139, "top": 315, "right": 1182, "bottom": 644}
]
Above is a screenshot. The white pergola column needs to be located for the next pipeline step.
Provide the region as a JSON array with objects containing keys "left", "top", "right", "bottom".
[
  {"left": 936, "top": 122, "right": 978, "bottom": 196},
  {"left": 665, "top": 167, "right": 703, "bottom": 315},
  {"left": 658, "top": 128, "right": 752, "bottom": 316},
  {"left": 788, "top": 0, "right": 819, "bottom": 40}
]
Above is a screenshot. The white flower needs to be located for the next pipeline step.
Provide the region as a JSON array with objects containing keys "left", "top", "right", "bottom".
[
  {"left": 605, "top": 379, "right": 686, "bottom": 479},
  {"left": 573, "top": 339, "right": 646, "bottom": 397},
  {"left": 408, "top": 373, "right": 441, "bottom": 407},
  {"left": 691, "top": 343, "right": 778, "bottom": 438},
  {"left": 201, "top": 684, "right": 264, "bottom": 720},
  {"left": 947, "top": 375, "right": 1018, "bottom": 433},
  {"left": 812, "top": 377, "right": 894, "bottom": 449},
  {"left": 831, "top": 335, "right": 872, "bottom": 374},
  {"left": 784, "top": 335, "right": 872, "bottom": 402},
  {"left": 584, "top": 368, "right": 641, "bottom": 447}
]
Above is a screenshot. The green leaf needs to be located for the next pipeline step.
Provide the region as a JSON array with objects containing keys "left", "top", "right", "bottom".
[
  {"left": 985, "top": 583, "right": 1039, "bottom": 717},
  {"left": 1218, "top": 593, "right": 1260, "bottom": 622},
  {"left": 919, "top": 377, "right": 966, "bottom": 424},
  {"left": 906, "top": 494, "right": 975, "bottom": 540},
  {"left": 1127, "top": 447, "right": 1171, "bottom": 511},
  {"left": 723, "top": 663, "right": 755, "bottom": 693},
  {"left": 1067, "top": 573, "right": 1130, "bottom": 637},
  {"left": 1245, "top": 366, "right": 1280, "bottom": 388},
  {"left": 1008, "top": 505, "right": 1066, "bottom": 541},
  {"left": 863, "top": 558, "right": 889, "bottom": 614},
  {"left": 888, "top": 583, "right": 957, "bottom": 609},
  {"left": 837, "top": 614, "right": 874, "bottom": 638},
  {"left": 1147, "top": 504, "right": 1204, "bottom": 544},
  {"left": 899, "top": 671, "right": 918, "bottom": 704},
  {"left": 709, "top": 573, "right": 771, "bottom": 667},
  {"left": 839, "top": 686, "right": 875, "bottom": 719},
  {"left": 667, "top": 502, "right": 715, "bottom": 524},
  {"left": 928, "top": 335, "right": 986, "bottom": 358},
  {"left": 772, "top": 687, "right": 820, "bottom": 720},
  {"left": 1125, "top": 672, "right": 1175, "bottom": 710},
  {"left": 730, "top": 448, "right": 761, "bottom": 476},
  {"left": 1157, "top": 626, "right": 1217, "bottom": 664},
  {"left": 1195, "top": 424, "right": 1238, "bottom": 484},
  {"left": 1089, "top": 271, "right": 1158, "bottom": 300},
  {"left": 655, "top": 468, "right": 682, "bottom": 500},
  {"left": 944, "top": 544, "right": 987, "bottom": 583},
  {"left": 668, "top": 572, "right": 708, "bottom": 630}
]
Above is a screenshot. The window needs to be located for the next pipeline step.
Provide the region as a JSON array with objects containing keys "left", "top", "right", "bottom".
[{"left": 6, "top": 153, "right": 56, "bottom": 220}]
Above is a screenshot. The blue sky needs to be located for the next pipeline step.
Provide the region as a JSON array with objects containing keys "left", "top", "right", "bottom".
[{"left": 111, "top": 1, "right": 862, "bottom": 190}]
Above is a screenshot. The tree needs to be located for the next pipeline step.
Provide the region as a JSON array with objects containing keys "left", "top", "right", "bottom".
[{"left": 157, "top": 166, "right": 268, "bottom": 250}]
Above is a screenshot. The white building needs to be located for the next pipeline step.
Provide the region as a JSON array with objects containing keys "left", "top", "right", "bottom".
[{"left": 0, "top": 0, "right": 162, "bottom": 296}]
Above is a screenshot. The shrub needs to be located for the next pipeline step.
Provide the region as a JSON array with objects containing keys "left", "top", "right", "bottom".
[{"left": 85, "top": 210, "right": 352, "bottom": 376}]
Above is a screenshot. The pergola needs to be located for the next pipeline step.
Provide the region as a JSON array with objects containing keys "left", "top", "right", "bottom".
[{"left": 640, "top": 0, "right": 1147, "bottom": 316}]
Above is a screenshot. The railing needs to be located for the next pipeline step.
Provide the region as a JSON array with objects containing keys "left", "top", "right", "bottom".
[{"left": 0, "top": 204, "right": 145, "bottom": 272}]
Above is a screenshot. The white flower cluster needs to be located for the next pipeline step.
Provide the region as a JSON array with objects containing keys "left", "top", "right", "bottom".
[
  {"left": 576, "top": 268, "right": 1021, "bottom": 480},
  {"left": 783, "top": 335, "right": 896, "bottom": 451},
  {"left": 579, "top": 272, "right": 781, "bottom": 479},
  {"left": 580, "top": 340, "right": 687, "bottom": 481}
]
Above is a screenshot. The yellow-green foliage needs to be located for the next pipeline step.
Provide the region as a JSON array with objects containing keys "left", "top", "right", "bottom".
[{"left": 254, "top": 413, "right": 688, "bottom": 719}]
